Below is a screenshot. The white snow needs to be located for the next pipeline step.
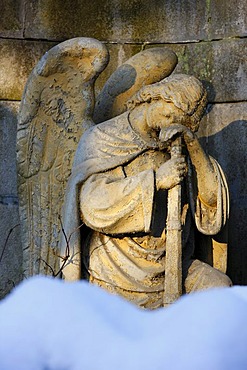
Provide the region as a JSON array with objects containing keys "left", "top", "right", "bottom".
[{"left": 0, "top": 277, "right": 247, "bottom": 370}]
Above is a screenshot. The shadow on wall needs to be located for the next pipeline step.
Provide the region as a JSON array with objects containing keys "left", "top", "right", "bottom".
[
  {"left": 200, "top": 120, "right": 247, "bottom": 285},
  {"left": 0, "top": 102, "right": 22, "bottom": 299}
]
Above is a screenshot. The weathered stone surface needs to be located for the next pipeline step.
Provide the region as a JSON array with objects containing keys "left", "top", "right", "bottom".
[
  {"left": 24, "top": 0, "right": 247, "bottom": 42},
  {"left": 98, "top": 39, "right": 247, "bottom": 104},
  {"left": 0, "top": 204, "right": 22, "bottom": 300},
  {"left": 0, "top": 102, "right": 22, "bottom": 299},
  {"left": 16, "top": 38, "right": 110, "bottom": 278},
  {"left": 146, "top": 38, "right": 247, "bottom": 102},
  {"left": 58, "top": 73, "right": 231, "bottom": 308},
  {"left": 95, "top": 43, "right": 142, "bottom": 97},
  {"left": 94, "top": 46, "right": 177, "bottom": 122},
  {"left": 2, "top": 38, "right": 245, "bottom": 103},
  {"left": 0, "top": 0, "right": 24, "bottom": 38},
  {"left": 210, "top": 0, "right": 247, "bottom": 39},
  {"left": 0, "top": 39, "right": 56, "bottom": 100},
  {"left": 0, "top": 102, "right": 19, "bottom": 196},
  {"left": 199, "top": 102, "right": 247, "bottom": 284}
]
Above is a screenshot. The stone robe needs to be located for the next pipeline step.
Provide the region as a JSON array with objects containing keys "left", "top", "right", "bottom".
[{"left": 61, "top": 111, "right": 231, "bottom": 308}]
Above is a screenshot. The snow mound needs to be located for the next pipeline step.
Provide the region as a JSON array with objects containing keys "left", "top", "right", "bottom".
[{"left": 0, "top": 276, "right": 247, "bottom": 370}]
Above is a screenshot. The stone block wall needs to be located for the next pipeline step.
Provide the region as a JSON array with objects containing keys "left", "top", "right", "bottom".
[{"left": 0, "top": 0, "right": 246, "bottom": 297}]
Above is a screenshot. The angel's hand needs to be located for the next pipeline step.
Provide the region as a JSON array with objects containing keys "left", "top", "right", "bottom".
[
  {"left": 159, "top": 124, "right": 195, "bottom": 143},
  {"left": 156, "top": 156, "right": 187, "bottom": 190}
]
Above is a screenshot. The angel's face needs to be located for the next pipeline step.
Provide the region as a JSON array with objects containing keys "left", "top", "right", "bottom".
[{"left": 146, "top": 100, "right": 185, "bottom": 131}]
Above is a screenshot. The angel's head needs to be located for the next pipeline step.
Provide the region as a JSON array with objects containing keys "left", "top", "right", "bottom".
[{"left": 127, "top": 74, "right": 207, "bottom": 132}]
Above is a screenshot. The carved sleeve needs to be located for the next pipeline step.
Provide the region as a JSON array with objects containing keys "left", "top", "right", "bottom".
[
  {"left": 80, "top": 167, "right": 155, "bottom": 235},
  {"left": 189, "top": 157, "right": 229, "bottom": 235}
]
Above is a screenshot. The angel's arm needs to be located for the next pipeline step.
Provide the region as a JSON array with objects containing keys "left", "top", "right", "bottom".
[
  {"left": 184, "top": 132, "right": 218, "bottom": 206},
  {"left": 80, "top": 167, "right": 155, "bottom": 235},
  {"left": 160, "top": 124, "right": 218, "bottom": 206}
]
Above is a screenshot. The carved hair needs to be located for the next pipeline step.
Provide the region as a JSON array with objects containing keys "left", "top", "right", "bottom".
[{"left": 127, "top": 74, "right": 207, "bottom": 132}]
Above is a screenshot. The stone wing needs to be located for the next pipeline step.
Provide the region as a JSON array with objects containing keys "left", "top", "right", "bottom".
[
  {"left": 17, "top": 38, "right": 109, "bottom": 277},
  {"left": 94, "top": 46, "right": 178, "bottom": 123}
]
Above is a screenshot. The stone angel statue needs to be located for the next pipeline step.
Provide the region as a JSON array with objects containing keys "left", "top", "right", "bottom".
[
  {"left": 17, "top": 37, "right": 178, "bottom": 278},
  {"left": 17, "top": 38, "right": 232, "bottom": 309}
]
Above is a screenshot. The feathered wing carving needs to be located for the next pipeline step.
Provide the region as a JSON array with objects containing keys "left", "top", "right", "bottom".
[{"left": 17, "top": 38, "right": 109, "bottom": 277}]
